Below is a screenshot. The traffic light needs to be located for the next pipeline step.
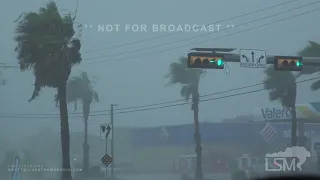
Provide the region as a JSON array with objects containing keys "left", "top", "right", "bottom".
[
  {"left": 187, "top": 52, "right": 225, "bottom": 69},
  {"left": 274, "top": 56, "right": 303, "bottom": 71}
]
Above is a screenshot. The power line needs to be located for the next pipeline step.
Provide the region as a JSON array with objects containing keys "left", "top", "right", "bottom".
[
  {"left": 113, "top": 76, "right": 320, "bottom": 114},
  {"left": 1, "top": 0, "right": 316, "bottom": 67},
  {"left": 0, "top": 80, "right": 265, "bottom": 116},
  {"left": 0, "top": 76, "right": 319, "bottom": 119},
  {"left": 85, "top": 2, "right": 320, "bottom": 64},
  {"left": 81, "top": 0, "right": 298, "bottom": 54},
  {"left": 1, "top": 6, "right": 319, "bottom": 117}
]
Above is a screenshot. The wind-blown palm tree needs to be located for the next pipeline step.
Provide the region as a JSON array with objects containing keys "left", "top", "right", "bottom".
[
  {"left": 298, "top": 41, "right": 320, "bottom": 85},
  {"left": 264, "top": 66, "right": 297, "bottom": 146},
  {"left": 295, "top": 41, "right": 320, "bottom": 143},
  {"left": 66, "top": 72, "right": 99, "bottom": 176},
  {"left": 14, "top": 2, "right": 81, "bottom": 180},
  {"left": 166, "top": 57, "right": 205, "bottom": 180}
]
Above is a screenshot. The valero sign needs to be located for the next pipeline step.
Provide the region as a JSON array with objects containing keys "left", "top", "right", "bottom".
[{"left": 255, "top": 107, "right": 292, "bottom": 121}]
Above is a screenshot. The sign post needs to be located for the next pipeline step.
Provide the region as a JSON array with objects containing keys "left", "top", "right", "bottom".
[{"left": 100, "top": 124, "right": 112, "bottom": 179}]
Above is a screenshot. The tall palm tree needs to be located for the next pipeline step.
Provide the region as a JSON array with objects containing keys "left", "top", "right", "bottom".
[
  {"left": 166, "top": 57, "right": 205, "bottom": 180},
  {"left": 264, "top": 66, "right": 297, "bottom": 146},
  {"left": 298, "top": 41, "right": 320, "bottom": 82},
  {"left": 66, "top": 72, "right": 99, "bottom": 176},
  {"left": 296, "top": 41, "right": 320, "bottom": 144},
  {"left": 14, "top": 2, "right": 81, "bottom": 180}
]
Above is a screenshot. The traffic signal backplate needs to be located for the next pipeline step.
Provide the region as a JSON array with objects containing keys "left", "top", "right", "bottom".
[
  {"left": 274, "top": 56, "right": 303, "bottom": 71},
  {"left": 188, "top": 52, "right": 225, "bottom": 69}
]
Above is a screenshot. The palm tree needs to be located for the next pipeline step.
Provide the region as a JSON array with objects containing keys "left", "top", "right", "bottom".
[
  {"left": 66, "top": 72, "right": 99, "bottom": 176},
  {"left": 14, "top": 2, "right": 81, "bottom": 180},
  {"left": 298, "top": 41, "right": 320, "bottom": 83},
  {"left": 296, "top": 41, "right": 320, "bottom": 146},
  {"left": 263, "top": 66, "right": 297, "bottom": 146},
  {"left": 166, "top": 57, "right": 205, "bottom": 180}
]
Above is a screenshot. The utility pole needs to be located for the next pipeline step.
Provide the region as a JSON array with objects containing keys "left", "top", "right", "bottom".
[{"left": 110, "top": 104, "right": 118, "bottom": 179}]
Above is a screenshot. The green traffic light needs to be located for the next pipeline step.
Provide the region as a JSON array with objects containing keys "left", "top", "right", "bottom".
[
  {"left": 296, "top": 61, "right": 301, "bottom": 67},
  {"left": 217, "top": 59, "right": 223, "bottom": 66}
]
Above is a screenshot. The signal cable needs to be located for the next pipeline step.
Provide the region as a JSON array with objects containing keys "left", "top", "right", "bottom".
[{"left": 0, "top": 76, "right": 319, "bottom": 119}]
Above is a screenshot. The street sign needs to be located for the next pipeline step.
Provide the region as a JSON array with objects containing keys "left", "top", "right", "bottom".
[
  {"left": 12, "top": 156, "right": 22, "bottom": 180},
  {"left": 159, "top": 125, "right": 169, "bottom": 143},
  {"left": 260, "top": 123, "right": 277, "bottom": 143},
  {"left": 240, "top": 49, "right": 267, "bottom": 68},
  {"left": 101, "top": 153, "right": 112, "bottom": 167},
  {"left": 100, "top": 124, "right": 112, "bottom": 140}
]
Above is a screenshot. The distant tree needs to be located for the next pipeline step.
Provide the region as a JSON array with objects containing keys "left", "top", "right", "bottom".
[
  {"left": 165, "top": 57, "right": 205, "bottom": 180},
  {"left": 14, "top": 1, "right": 82, "bottom": 180},
  {"left": 66, "top": 72, "right": 99, "bottom": 176},
  {"left": 263, "top": 66, "right": 297, "bottom": 146}
]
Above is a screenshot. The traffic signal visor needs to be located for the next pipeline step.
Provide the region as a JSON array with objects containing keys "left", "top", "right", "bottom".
[
  {"left": 188, "top": 54, "right": 225, "bottom": 69},
  {"left": 274, "top": 56, "right": 303, "bottom": 71}
]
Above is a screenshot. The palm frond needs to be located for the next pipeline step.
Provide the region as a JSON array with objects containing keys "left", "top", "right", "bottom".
[
  {"left": 92, "top": 91, "right": 99, "bottom": 102},
  {"left": 166, "top": 56, "right": 204, "bottom": 85},
  {"left": 298, "top": 41, "right": 320, "bottom": 57},
  {"left": 14, "top": 1, "right": 82, "bottom": 102},
  {"left": 66, "top": 72, "right": 99, "bottom": 105},
  {"left": 311, "top": 80, "right": 320, "bottom": 91},
  {"left": 264, "top": 66, "right": 296, "bottom": 108},
  {"left": 180, "top": 85, "right": 193, "bottom": 101}
]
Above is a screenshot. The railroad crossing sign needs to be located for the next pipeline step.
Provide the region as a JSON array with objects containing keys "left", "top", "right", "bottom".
[
  {"left": 100, "top": 124, "right": 112, "bottom": 140},
  {"left": 240, "top": 49, "right": 267, "bottom": 68},
  {"left": 101, "top": 153, "right": 112, "bottom": 167}
]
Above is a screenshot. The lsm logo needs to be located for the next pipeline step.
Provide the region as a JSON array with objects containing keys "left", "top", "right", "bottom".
[{"left": 265, "top": 146, "right": 310, "bottom": 172}]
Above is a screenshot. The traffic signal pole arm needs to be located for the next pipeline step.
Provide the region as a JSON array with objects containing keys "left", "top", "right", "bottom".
[
  {"left": 223, "top": 54, "right": 320, "bottom": 66},
  {"left": 189, "top": 48, "right": 320, "bottom": 66}
]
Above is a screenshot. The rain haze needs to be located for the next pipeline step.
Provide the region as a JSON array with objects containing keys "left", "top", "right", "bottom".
[{"left": 0, "top": 0, "right": 320, "bottom": 180}]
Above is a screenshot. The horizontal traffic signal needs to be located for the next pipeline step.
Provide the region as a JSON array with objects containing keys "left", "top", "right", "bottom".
[
  {"left": 188, "top": 53, "right": 225, "bottom": 69},
  {"left": 274, "top": 56, "right": 303, "bottom": 71}
]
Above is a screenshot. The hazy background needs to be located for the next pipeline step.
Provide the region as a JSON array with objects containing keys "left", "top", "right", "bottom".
[{"left": 0, "top": 0, "right": 319, "bottom": 143}]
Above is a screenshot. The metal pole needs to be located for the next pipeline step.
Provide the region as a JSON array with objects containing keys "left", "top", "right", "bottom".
[
  {"left": 110, "top": 104, "right": 115, "bottom": 179},
  {"left": 105, "top": 137, "right": 108, "bottom": 179}
]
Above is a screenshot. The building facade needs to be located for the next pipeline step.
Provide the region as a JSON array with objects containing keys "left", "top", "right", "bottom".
[{"left": 130, "top": 122, "right": 320, "bottom": 172}]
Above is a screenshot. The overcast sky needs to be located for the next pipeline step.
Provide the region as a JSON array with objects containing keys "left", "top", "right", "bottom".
[{"left": 0, "top": 0, "right": 319, "bottom": 140}]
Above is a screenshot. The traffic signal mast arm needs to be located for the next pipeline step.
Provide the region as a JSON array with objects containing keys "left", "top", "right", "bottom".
[
  {"left": 223, "top": 54, "right": 320, "bottom": 66},
  {"left": 188, "top": 48, "right": 320, "bottom": 71}
]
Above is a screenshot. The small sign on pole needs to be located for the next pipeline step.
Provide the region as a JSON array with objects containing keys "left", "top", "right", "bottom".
[
  {"left": 100, "top": 124, "right": 112, "bottom": 140},
  {"left": 101, "top": 153, "right": 112, "bottom": 167}
]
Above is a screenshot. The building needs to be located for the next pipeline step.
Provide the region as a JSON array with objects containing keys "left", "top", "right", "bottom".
[{"left": 130, "top": 121, "right": 320, "bottom": 172}]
